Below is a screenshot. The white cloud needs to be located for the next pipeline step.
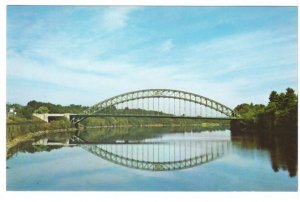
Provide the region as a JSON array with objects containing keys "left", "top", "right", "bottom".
[
  {"left": 100, "top": 7, "right": 138, "bottom": 32},
  {"left": 160, "top": 39, "right": 173, "bottom": 52},
  {"left": 6, "top": 7, "right": 297, "bottom": 108},
  {"left": 7, "top": 26, "right": 297, "bottom": 107}
]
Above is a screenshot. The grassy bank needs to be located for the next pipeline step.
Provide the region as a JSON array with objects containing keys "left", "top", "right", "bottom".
[
  {"left": 6, "top": 128, "right": 78, "bottom": 153},
  {"left": 6, "top": 117, "right": 76, "bottom": 152},
  {"left": 7, "top": 117, "right": 73, "bottom": 141}
]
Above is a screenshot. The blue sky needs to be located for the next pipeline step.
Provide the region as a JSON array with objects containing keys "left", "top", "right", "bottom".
[{"left": 6, "top": 6, "right": 298, "bottom": 107}]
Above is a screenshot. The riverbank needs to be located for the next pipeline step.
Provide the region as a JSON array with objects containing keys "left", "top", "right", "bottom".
[
  {"left": 6, "top": 127, "right": 78, "bottom": 153},
  {"left": 6, "top": 121, "right": 228, "bottom": 153}
]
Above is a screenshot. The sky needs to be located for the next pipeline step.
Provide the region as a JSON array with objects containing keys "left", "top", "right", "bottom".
[{"left": 6, "top": 6, "right": 298, "bottom": 108}]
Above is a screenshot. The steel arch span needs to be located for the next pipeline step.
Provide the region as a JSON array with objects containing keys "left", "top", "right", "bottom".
[{"left": 71, "top": 89, "right": 239, "bottom": 124}]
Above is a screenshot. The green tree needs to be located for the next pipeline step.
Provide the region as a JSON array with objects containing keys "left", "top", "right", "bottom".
[
  {"left": 27, "top": 100, "right": 41, "bottom": 109},
  {"left": 233, "top": 87, "right": 297, "bottom": 131},
  {"left": 34, "top": 106, "right": 49, "bottom": 114},
  {"left": 269, "top": 91, "right": 279, "bottom": 104},
  {"left": 21, "top": 106, "right": 34, "bottom": 119}
]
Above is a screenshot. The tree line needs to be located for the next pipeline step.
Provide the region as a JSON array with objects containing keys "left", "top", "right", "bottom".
[
  {"left": 6, "top": 101, "right": 88, "bottom": 139},
  {"left": 7, "top": 100, "right": 89, "bottom": 120},
  {"left": 6, "top": 100, "right": 228, "bottom": 140},
  {"left": 231, "top": 87, "right": 297, "bottom": 177},
  {"left": 7, "top": 88, "right": 297, "bottom": 130},
  {"left": 232, "top": 87, "right": 297, "bottom": 132}
]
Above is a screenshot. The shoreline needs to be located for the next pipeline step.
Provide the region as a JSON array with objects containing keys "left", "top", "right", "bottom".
[
  {"left": 6, "top": 122, "right": 228, "bottom": 153},
  {"left": 83, "top": 122, "right": 223, "bottom": 129},
  {"left": 6, "top": 127, "right": 77, "bottom": 153}
]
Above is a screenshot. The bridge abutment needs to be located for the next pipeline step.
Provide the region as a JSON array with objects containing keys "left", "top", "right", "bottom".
[{"left": 33, "top": 113, "right": 75, "bottom": 123}]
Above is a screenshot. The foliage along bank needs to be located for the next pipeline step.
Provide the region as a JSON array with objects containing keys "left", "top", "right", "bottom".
[
  {"left": 231, "top": 87, "right": 297, "bottom": 135},
  {"left": 7, "top": 100, "right": 88, "bottom": 119},
  {"left": 230, "top": 88, "right": 297, "bottom": 177},
  {"left": 7, "top": 117, "right": 72, "bottom": 141},
  {"left": 6, "top": 101, "right": 88, "bottom": 141},
  {"left": 81, "top": 116, "right": 228, "bottom": 128},
  {"left": 7, "top": 100, "right": 229, "bottom": 140}
]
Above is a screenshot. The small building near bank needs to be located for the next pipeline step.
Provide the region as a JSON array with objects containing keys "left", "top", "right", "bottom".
[{"left": 7, "top": 108, "right": 17, "bottom": 118}]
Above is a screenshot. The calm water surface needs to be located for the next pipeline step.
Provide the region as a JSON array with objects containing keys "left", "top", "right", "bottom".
[{"left": 6, "top": 127, "right": 298, "bottom": 191}]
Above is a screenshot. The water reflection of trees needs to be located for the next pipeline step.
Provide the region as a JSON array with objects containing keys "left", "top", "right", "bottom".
[
  {"left": 76, "top": 125, "right": 229, "bottom": 143},
  {"left": 6, "top": 132, "right": 74, "bottom": 160},
  {"left": 231, "top": 127, "right": 297, "bottom": 177},
  {"left": 7, "top": 126, "right": 229, "bottom": 160}
]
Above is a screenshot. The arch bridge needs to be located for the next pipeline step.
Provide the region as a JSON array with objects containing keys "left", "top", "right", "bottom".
[{"left": 69, "top": 89, "right": 240, "bottom": 124}]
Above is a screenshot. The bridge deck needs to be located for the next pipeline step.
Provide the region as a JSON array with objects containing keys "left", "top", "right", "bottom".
[{"left": 71, "top": 114, "right": 242, "bottom": 120}]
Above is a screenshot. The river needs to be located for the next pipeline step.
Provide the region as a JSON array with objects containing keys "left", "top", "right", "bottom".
[{"left": 6, "top": 126, "right": 297, "bottom": 191}]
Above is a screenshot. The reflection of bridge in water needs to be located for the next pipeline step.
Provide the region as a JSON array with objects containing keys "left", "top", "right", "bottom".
[
  {"left": 80, "top": 140, "right": 231, "bottom": 171},
  {"left": 34, "top": 133, "right": 231, "bottom": 171}
]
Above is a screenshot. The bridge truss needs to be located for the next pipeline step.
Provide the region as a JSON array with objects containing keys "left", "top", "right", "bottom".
[{"left": 71, "top": 89, "right": 239, "bottom": 124}]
